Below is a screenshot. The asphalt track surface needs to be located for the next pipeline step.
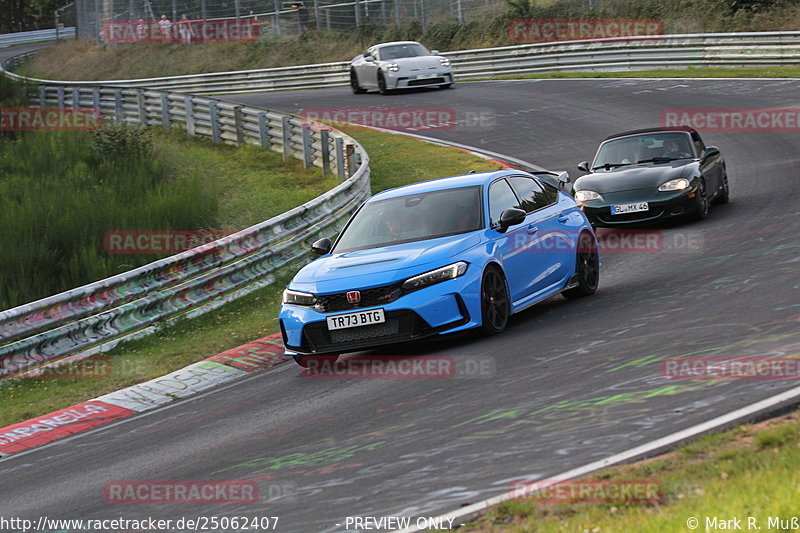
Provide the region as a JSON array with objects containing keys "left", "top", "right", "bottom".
[{"left": 2, "top": 75, "right": 800, "bottom": 532}]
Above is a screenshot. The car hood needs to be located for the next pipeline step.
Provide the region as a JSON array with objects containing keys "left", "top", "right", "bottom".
[
  {"left": 290, "top": 233, "right": 481, "bottom": 294},
  {"left": 575, "top": 162, "right": 695, "bottom": 193},
  {"left": 384, "top": 56, "right": 444, "bottom": 70}
]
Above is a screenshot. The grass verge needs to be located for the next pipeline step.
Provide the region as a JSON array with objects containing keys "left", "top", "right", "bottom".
[
  {"left": 0, "top": 125, "right": 330, "bottom": 309},
  {"left": 460, "top": 407, "right": 800, "bottom": 532},
  {"left": 0, "top": 128, "right": 501, "bottom": 428}
]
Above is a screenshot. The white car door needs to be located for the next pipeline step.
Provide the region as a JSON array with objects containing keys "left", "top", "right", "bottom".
[{"left": 356, "top": 47, "right": 380, "bottom": 88}]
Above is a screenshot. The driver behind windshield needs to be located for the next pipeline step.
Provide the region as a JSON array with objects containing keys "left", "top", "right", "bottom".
[{"left": 662, "top": 138, "right": 691, "bottom": 159}]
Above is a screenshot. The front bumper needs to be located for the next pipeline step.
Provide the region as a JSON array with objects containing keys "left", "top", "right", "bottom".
[
  {"left": 279, "top": 276, "right": 478, "bottom": 355},
  {"left": 581, "top": 188, "right": 700, "bottom": 227},
  {"left": 386, "top": 71, "right": 454, "bottom": 89}
]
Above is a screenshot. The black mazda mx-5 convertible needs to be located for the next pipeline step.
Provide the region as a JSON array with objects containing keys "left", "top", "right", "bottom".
[{"left": 574, "top": 127, "right": 729, "bottom": 227}]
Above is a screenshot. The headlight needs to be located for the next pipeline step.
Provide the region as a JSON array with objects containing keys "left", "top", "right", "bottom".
[
  {"left": 282, "top": 289, "right": 316, "bottom": 306},
  {"left": 439, "top": 57, "right": 450, "bottom": 67},
  {"left": 385, "top": 63, "right": 399, "bottom": 72},
  {"left": 658, "top": 178, "right": 691, "bottom": 191},
  {"left": 402, "top": 262, "right": 467, "bottom": 291},
  {"left": 575, "top": 190, "right": 603, "bottom": 202}
]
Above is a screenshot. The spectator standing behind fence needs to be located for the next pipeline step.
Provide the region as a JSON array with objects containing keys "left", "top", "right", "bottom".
[
  {"left": 178, "top": 14, "right": 194, "bottom": 44},
  {"left": 136, "top": 18, "right": 148, "bottom": 40},
  {"left": 158, "top": 14, "right": 173, "bottom": 42},
  {"left": 292, "top": 2, "right": 309, "bottom": 32}
]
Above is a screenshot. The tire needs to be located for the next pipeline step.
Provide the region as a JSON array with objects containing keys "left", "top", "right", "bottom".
[
  {"left": 693, "top": 178, "right": 709, "bottom": 221},
  {"left": 563, "top": 232, "right": 599, "bottom": 299},
  {"left": 378, "top": 72, "right": 389, "bottom": 95},
  {"left": 350, "top": 70, "right": 366, "bottom": 94},
  {"left": 714, "top": 169, "right": 730, "bottom": 205},
  {"left": 293, "top": 354, "right": 339, "bottom": 368},
  {"left": 479, "top": 265, "right": 510, "bottom": 335}
]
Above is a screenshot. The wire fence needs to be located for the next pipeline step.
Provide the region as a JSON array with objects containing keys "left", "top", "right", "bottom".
[{"left": 71, "top": 0, "right": 508, "bottom": 42}]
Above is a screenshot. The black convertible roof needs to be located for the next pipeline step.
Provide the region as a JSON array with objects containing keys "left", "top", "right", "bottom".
[{"left": 604, "top": 126, "right": 698, "bottom": 142}]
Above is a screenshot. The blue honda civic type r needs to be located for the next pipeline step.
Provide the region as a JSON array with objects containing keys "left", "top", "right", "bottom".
[{"left": 279, "top": 169, "right": 600, "bottom": 367}]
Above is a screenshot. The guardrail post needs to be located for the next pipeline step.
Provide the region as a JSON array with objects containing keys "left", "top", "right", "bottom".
[
  {"left": 258, "top": 112, "right": 269, "bottom": 149},
  {"left": 38, "top": 86, "right": 46, "bottom": 107},
  {"left": 160, "top": 93, "right": 171, "bottom": 132},
  {"left": 136, "top": 89, "right": 147, "bottom": 126},
  {"left": 233, "top": 106, "right": 245, "bottom": 146},
  {"left": 335, "top": 137, "right": 345, "bottom": 179},
  {"left": 282, "top": 116, "right": 291, "bottom": 160},
  {"left": 92, "top": 88, "right": 101, "bottom": 114},
  {"left": 184, "top": 96, "right": 195, "bottom": 136},
  {"left": 56, "top": 87, "right": 65, "bottom": 109},
  {"left": 274, "top": 0, "right": 281, "bottom": 35},
  {"left": 209, "top": 101, "right": 221, "bottom": 143},
  {"left": 302, "top": 123, "right": 313, "bottom": 168},
  {"left": 345, "top": 144, "right": 355, "bottom": 177},
  {"left": 71, "top": 87, "right": 80, "bottom": 109},
  {"left": 320, "top": 129, "right": 330, "bottom": 176},
  {"left": 114, "top": 89, "right": 123, "bottom": 122}
]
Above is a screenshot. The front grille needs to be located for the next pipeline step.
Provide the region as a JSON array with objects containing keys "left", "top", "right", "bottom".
[
  {"left": 315, "top": 282, "right": 404, "bottom": 313},
  {"left": 408, "top": 77, "right": 445, "bottom": 86},
  {"left": 598, "top": 207, "right": 664, "bottom": 224},
  {"left": 301, "top": 310, "right": 432, "bottom": 354}
]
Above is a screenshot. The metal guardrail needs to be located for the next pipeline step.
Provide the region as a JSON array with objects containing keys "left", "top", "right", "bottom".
[
  {"left": 0, "top": 27, "right": 75, "bottom": 48},
  {"left": 0, "top": 84, "right": 370, "bottom": 379},
  {"left": 4, "top": 31, "right": 800, "bottom": 95}
]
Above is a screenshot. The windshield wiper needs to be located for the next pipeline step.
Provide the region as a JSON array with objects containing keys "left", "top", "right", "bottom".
[
  {"left": 637, "top": 157, "right": 674, "bottom": 164},
  {"left": 592, "top": 162, "right": 634, "bottom": 170}
]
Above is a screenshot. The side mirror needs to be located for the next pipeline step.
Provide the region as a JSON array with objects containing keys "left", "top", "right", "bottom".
[
  {"left": 364, "top": 56, "right": 375, "bottom": 62},
  {"left": 431, "top": 49, "right": 440, "bottom": 55},
  {"left": 497, "top": 208, "right": 526, "bottom": 233},
  {"left": 701, "top": 146, "right": 720, "bottom": 161},
  {"left": 577, "top": 161, "right": 590, "bottom": 172},
  {"left": 311, "top": 237, "right": 332, "bottom": 255},
  {"left": 556, "top": 170, "right": 570, "bottom": 190}
]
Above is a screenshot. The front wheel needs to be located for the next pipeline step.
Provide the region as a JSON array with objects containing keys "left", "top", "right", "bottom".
[
  {"left": 350, "top": 70, "right": 366, "bottom": 94},
  {"left": 378, "top": 72, "right": 389, "bottom": 95},
  {"left": 479, "top": 266, "right": 510, "bottom": 335},
  {"left": 563, "top": 232, "right": 599, "bottom": 299},
  {"left": 693, "top": 179, "right": 709, "bottom": 221}
]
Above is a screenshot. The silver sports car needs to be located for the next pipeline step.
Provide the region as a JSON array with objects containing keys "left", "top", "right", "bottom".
[{"left": 349, "top": 41, "right": 455, "bottom": 95}]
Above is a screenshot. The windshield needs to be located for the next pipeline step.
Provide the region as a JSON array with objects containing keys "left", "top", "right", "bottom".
[
  {"left": 378, "top": 43, "right": 431, "bottom": 60},
  {"left": 592, "top": 133, "right": 694, "bottom": 170},
  {"left": 333, "top": 186, "right": 482, "bottom": 253}
]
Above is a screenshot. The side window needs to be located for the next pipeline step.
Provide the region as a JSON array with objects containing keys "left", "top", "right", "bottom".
[
  {"left": 692, "top": 134, "right": 705, "bottom": 157},
  {"left": 540, "top": 180, "right": 560, "bottom": 204},
  {"left": 508, "top": 176, "right": 550, "bottom": 213},
  {"left": 488, "top": 179, "right": 520, "bottom": 226}
]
